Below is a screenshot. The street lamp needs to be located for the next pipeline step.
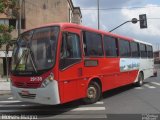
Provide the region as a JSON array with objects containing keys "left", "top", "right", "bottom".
[{"left": 109, "top": 14, "right": 147, "bottom": 32}]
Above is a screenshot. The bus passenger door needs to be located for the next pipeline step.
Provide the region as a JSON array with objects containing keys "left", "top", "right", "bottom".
[{"left": 59, "top": 30, "right": 83, "bottom": 103}]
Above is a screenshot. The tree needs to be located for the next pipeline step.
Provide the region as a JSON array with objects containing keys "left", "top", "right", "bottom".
[{"left": 0, "top": 0, "right": 18, "bottom": 48}]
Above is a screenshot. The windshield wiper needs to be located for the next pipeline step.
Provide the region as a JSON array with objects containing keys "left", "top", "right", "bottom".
[
  {"left": 28, "top": 47, "right": 37, "bottom": 73},
  {"left": 15, "top": 49, "right": 27, "bottom": 71},
  {"left": 14, "top": 47, "right": 37, "bottom": 73}
]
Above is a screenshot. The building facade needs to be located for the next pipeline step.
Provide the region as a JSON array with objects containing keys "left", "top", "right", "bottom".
[
  {"left": 154, "top": 51, "right": 160, "bottom": 64},
  {"left": 0, "top": 0, "right": 82, "bottom": 78}
]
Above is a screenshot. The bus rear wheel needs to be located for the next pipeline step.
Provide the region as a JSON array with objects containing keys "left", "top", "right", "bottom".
[
  {"left": 135, "top": 72, "right": 144, "bottom": 87},
  {"left": 83, "top": 81, "right": 101, "bottom": 104}
]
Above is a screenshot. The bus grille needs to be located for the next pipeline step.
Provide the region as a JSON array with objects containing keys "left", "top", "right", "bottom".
[
  {"left": 19, "top": 93, "right": 36, "bottom": 99},
  {"left": 14, "top": 82, "right": 41, "bottom": 88}
]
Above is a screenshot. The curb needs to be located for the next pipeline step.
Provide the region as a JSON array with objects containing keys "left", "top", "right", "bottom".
[{"left": 0, "top": 91, "right": 11, "bottom": 95}]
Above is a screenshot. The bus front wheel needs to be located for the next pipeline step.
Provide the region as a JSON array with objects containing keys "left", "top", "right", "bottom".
[{"left": 83, "top": 81, "right": 101, "bottom": 104}]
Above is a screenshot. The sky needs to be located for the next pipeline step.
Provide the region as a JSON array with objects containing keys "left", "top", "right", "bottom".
[{"left": 73, "top": 0, "right": 160, "bottom": 51}]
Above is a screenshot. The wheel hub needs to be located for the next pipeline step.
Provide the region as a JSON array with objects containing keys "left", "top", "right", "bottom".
[{"left": 87, "top": 87, "right": 97, "bottom": 99}]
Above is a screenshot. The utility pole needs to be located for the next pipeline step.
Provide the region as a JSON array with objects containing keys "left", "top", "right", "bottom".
[
  {"left": 97, "top": 0, "right": 100, "bottom": 30},
  {"left": 5, "top": 51, "right": 8, "bottom": 81},
  {"left": 18, "top": 0, "right": 22, "bottom": 36}
]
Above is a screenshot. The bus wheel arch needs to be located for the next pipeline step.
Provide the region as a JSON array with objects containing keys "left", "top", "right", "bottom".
[
  {"left": 83, "top": 77, "right": 102, "bottom": 104},
  {"left": 90, "top": 78, "right": 102, "bottom": 90}
]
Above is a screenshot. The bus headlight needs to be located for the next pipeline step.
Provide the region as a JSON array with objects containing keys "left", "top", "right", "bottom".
[{"left": 41, "top": 73, "right": 54, "bottom": 88}]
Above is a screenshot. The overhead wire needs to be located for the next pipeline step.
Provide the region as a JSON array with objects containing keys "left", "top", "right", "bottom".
[{"left": 80, "top": 5, "right": 160, "bottom": 11}]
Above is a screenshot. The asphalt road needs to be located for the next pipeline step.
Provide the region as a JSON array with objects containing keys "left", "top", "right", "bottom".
[{"left": 0, "top": 74, "right": 160, "bottom": 120}]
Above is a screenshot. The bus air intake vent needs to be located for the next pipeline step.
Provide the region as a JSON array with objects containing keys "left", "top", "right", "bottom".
[
  {"left": 19, "top": 93, "right": 36, "bottom": 99},
  {"left": 14, "top": 82, "right": 41, "bottom": 88}
]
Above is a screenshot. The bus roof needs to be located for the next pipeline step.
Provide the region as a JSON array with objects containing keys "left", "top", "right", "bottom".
[
  {"left": 134, "top": 39, "right": 152, "bottom": 46},
  {"left": 24, "top": 22, "right": 152, "bottom": 46}
]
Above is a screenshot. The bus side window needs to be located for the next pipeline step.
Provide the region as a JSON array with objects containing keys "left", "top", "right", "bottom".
[
  {"left": 131, "top": 42, "right": 140, "bottom": 58},
  {"left": 147, "top": 45, "right": 153, "bottom": 58},
  {"left": 83, "top": 31, "right": 103, "bottom": 57},
  {"left": 119, "top": 39, "right": 131, "bottom": 57},
  {"left": 60, "top": 33, "right": 81, "bottom": 70},
  {"left": 104, "top": 36, "right": 118, "bottom": 57},
  {"left": 140, "top": 43, "right": 147, "bottom": 58},
  {"left": 60, "top": 34, "right": 67, "bottom": 59}
]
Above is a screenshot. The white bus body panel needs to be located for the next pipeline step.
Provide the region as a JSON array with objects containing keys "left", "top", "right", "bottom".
[
  {"left": 139, "top": 58, "right": 154, "bottom": 79},
  {"left": 133, "top": 39, "right": 154, "bottom": 82},
  {"left": 11, "top": 80, "right": 60, "bottom": 105}
]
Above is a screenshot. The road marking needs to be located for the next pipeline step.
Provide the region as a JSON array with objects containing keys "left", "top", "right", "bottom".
[
  {"left": 144, "top": 84, "right": 156, "bottom": 89},
  {"left": 8, "top": 97, "right": 13, "bottom": 100},
  {"left": 134, "top": 87, "right": 143, "bottom": 89},
  {"left": 94, "top": 101, "right": 104, "bottom": 104},
  {"left": 0, "top": 104, "right": 40, "bottom": 107},
  {"left": 70, "top": 107, "right": 106, "bottom": 111},
  {"left": 151, "top": 82, "right": 160, "bottom": 86},
  {"left": 0, "top": 100, "right": 21, "bottom": 103},
  {"left": 0, "top": 106, "right": 106, "bottom": 112},
  {"left": 51, "top": 115, "right": 107, "bottom": 119}
]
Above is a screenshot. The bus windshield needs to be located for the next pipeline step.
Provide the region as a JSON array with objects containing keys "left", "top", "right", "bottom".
[{"left": 12, "top": 26, "right": 59, "bottom": 73}]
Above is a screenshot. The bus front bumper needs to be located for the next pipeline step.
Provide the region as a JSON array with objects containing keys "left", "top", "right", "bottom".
[{"left": 11, "top": 80, "right": 60, "bottom": 105}]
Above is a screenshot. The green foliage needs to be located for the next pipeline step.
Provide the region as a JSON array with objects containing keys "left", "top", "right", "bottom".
[
  {"left": 0, "top": 0, "right": 18, "bottom": 14},
  {"left": 0, "top": 33, "right": 12, "bottom": 44},
  {"left": 0, "top": 24, "right": 14, "bottom": 33},
  {"left": 0, "top": 24, "right": 13, "bottom": 47},
  {"left": 0, "top": 0, "right": 18, "bottom": 47},
  {"left": 0, "top": 2, "right": 5, "bottom": 13}
]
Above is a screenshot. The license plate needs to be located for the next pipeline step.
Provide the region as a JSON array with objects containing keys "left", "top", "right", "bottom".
[{"left": 21, "top": 90, "right": 30, "bottom": 95}]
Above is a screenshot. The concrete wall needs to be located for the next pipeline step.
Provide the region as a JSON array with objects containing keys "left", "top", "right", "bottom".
[
  {"left": 0, "top": 0, "right": 82, "bottom": 78},
  {"left": 25, "top": 0, "right": 70, "bottom": 29},
  {"left": 72, "top": 8, "right": 82, "bottom": 24},
  {"left": 1, "top": 0, "right": 81, "bottom": 39}
]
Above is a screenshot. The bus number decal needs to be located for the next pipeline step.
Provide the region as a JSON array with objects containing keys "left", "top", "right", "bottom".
[{"left": 30, "top": 77, "right": 43, "bottom": 82}]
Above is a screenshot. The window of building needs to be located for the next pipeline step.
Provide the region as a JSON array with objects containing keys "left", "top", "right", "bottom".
[
  {"left": 83, "top": 31, "right": 103, "bottom": 57},
  {"left": 154, "top": 52, "right": 159, "bottom": 58},
  {"left": 21, "top": 19, "right": 26, "bottom": 29},
  {"left": 9, "top": 19, "right": 17, "bottom": 29},
  {"left": 140, "top": 44, "right": 147, "bottom": 58},
  {"left": 119, "top": 39, "right": 131, "bottom": 57},
  {"left": 147, "top": 45, "right": 153, "bottom": 58},
  {"left": 131, "top": 42, "right": 140, "bottom": 58},
  {"left": 104, "top": 36, "right": 118, "bottom": 57},
  {"left": 9, "top": 19, "right": 25, "bottom": 29},
  {"left": 60, "top": 32, "right": 81, "bottom": 70},
  {"left": 0, "top": 19, "right": 9, "bottom": 25}
]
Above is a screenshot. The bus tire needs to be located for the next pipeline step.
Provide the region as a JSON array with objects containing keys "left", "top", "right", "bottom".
[
  {"left": 83, "top": 81, "right": 101, "bottom": 104},
  {"left": 135, "top": 72, "right": 144, "bottom": 87}
]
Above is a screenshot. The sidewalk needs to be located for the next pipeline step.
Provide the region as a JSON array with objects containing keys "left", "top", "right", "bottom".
[{"left": 0, "top": 78, "right": 11, "bottom": 95}]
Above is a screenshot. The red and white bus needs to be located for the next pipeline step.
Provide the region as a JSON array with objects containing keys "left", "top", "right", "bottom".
[{"left": 10, "top": 23, "right": 155, "bottom": 105}]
